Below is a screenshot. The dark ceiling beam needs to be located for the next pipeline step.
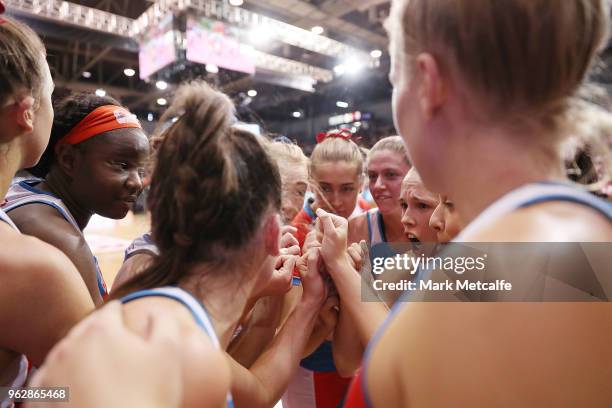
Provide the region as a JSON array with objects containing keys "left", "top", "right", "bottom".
[
  {"left": 128, "top": 89, "right": 168, "bottom": 110},
  {"left": 71, "top": 47, "right": 113, "bottom": 82},
  {"left": 45, "top": 43, "right": 136, "bottom": 66},
  {"left": 319, "top": 0, "right": 389, "bottom": 19},
  {"left": 222, "top": 77, "right": 254, "bottom": 94},
  {"left": 247, "top": 0, "right": 388, "bottom": 47},
  {"left": 54, "top": 80, "right": 147, "bottom": 99}
]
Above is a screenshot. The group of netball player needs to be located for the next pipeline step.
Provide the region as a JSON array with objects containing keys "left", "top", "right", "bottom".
[{"left": 1, "top": 0, "right": 611, "bottom": 407}]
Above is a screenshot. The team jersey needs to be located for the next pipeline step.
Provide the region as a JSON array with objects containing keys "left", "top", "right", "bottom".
[
  {"left": 345, "top": 181, "right": 612, "bottom": 408},
  {"left": 121, "top": 286, "right": 234, "bottom": 408},
  {"left": 124, "top": 232, "right": 159, "bottom": 260},
  {"left": 2, "top": 179, "right": 108, "bottom": 298}
]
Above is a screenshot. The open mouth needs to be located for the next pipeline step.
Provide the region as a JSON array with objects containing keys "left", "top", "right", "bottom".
[{"left": 405, "top": 232, "right": 422, "bottom": 251}]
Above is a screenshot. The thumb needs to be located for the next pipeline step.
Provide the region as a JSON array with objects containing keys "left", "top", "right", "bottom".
[{"left": 316, "top": 209, "right": 336, "bottom": 236}]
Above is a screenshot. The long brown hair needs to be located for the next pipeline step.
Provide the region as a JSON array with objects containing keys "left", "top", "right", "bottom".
[
  {"left": 0, "top": 17, "right": 46, "bottom": 108},
  {"left": 111, "top": 81, "right": 281, "bottom": 299}
]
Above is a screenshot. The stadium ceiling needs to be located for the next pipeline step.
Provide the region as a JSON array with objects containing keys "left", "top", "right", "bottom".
[{"left": 3, "top": 0, "right": 393, "bottom": 123}]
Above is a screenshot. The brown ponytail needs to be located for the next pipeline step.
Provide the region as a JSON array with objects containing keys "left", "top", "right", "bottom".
[{"left": 111, "top": 81, "right": 281, "bottom": 299}]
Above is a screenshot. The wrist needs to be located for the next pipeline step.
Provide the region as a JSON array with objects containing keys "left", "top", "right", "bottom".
[
  {"left": 327, "top": 257, "right": 355, "bottom": 279},
  {"left": 296, "top": 295, "right": 324, "bottom": 314}
]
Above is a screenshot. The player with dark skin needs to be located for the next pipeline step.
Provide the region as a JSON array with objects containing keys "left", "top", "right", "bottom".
[{"left": 5, "top": 94, "right": 149, "bottom": 305}]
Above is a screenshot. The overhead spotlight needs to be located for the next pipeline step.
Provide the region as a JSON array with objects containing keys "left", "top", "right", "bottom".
[
  {"left": 205, "top": 64, "right": 219, "bottom": 73},
  {"left": 157, "top": 98, "right": 167, "bottom": 106},
  {"left": 333, "top": 64, "right": 345, "bottom": 76},
  {"left": 123, "top": 68, "right": 136, "bottom": 77},
  {"left": 229, "top": 0, "right": 243, "bottom": 5},
  {"left": 156, "top": 80, "right": 168, "bottom": 90},
  {"left": 311, "top": 26, "right": 324, "bottom": 35},
  {"left": 292, "top": 111, "right": 302, "bottom": 118},
  {"left": 336, "top": 101, "right": 349, "bottom": 108},
  {"left": 370, "top": 49, "right": 382, "bottom": 58},
  {"left": 95, "top": 88, "right": 106, "bottom": 97},
  {"left": 82, "top": 71, "right": 92, "bottom": 78},
  {"left": 345, "top": 58, "right": 365, "bottom": 75},
  {"left": 247, "top": 89, "right": 258, "bottom": 97},
  {"left": 147, "top": 113, "right": 154, "bottom": 122}
]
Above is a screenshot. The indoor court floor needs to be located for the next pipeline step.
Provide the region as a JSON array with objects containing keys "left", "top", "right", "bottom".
[{"left": 84, "top": 212, "right": 150, "bottom": 289}]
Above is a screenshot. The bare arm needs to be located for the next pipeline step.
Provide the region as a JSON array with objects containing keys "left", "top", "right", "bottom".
[
  {"left": 9, "top": 204, "right": 104, "bottom": 305},
  {"left": 229, "top": 249, "right": 327, "bottom": 408},
  {"left": 0, "top": 229, "right": 94, "bottom": 365},
  {"left": 227, "top": 295, "right": 284, "bottom": 368},
  {"left": 332, "top": 303, "right": 364, "bottom": 377}
]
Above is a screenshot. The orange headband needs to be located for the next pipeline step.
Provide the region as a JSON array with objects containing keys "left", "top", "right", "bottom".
[{"left": 56, "top": 105, "right": 142, "bottom": 147}]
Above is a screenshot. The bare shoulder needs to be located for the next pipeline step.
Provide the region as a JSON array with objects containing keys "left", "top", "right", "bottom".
[
  {"left": 0, "top": 225, "right": 88, "bottom": 293},
  {"left": 464, "top": 201, "right": 611, "bottom": 242},
  {"left": 122, "top": 298, "right": 231, "bottom": 408},
  {"left": 348, "top": 213, "right": 368, "bottom": 244},
  {"left": 9, "top": 203, "right": 89, "bottom": 251},
  {"left": 0, "top": 226, "right": 93, "bottom": 363},
  {"left": 366, "top": 303, "right": 612, "bottom": 407}
]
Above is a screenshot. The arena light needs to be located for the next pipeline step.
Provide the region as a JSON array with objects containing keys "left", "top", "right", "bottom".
[
  {"left": 229, "top": 0, "right": 244, "bottom": 6},
  {"left": 292, "top": 111, "right": 302, "bottom": 118},
  {"left": 156, "top": 80, "right": 168, "bottom": 90},
  {"left": 333, "top": 64, "right": 346, "bottom": 76},
  {"left": 123, "top": 68, "right": 136, "bottom": 77},
  {"left": 247, "top": 89, "right": 258, "bottom": 97},
  {"left": 205, "top": 64, "right": 219, "bottom": 73},
  {"left": 95, "top": 88, "right": 106, "bottom": 97},
  {"left": 336, "top": 101, "right": 349, "bottom": 108},
  {"left": 157, "top": 98, "right": 167, "bottom": 106},
  {"left": 82, "top": 71, "right": 92, "bottom": 79},
  {"left": 311, "top": 26, "right": 324, "bottom": 35},
  {"left": 147, "top": 113, "right": 154, "bottom": 122},
  {"left": 345, "top": 58, "right": 365, "bottom": 75},
  {"left": 370, "top": 49, "right": 382, "bottom": 58}
]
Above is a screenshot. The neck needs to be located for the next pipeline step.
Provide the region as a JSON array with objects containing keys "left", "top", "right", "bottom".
[
  {"left": 444, "top": 128, "right": 565, "bottom": 225},
  {"left": 381, "top": 210, "right": 407, "bottom": 242},
  {"left": 41, "top": 170, "right": 93, "bottom": 230},
  {"left": 179, "top": 264, "right": 258, "bottom": 350},
  {"left": 0, "top": 140, "right": 25, "bottom": 201}
]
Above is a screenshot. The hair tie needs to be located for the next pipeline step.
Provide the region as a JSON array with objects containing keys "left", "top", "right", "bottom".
[{"left": 316, "top": 128, "right": 354, "bottom": 144}]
